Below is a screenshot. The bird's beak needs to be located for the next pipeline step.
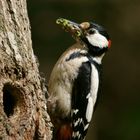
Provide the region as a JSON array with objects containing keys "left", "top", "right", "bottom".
[{"left": 56, "top": 18, "right": 83, "bottom": 40}]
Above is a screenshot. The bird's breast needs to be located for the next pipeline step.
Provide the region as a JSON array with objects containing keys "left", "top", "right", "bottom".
[{"left": 48, "top": 49, "right": 89, "bottom": 117}]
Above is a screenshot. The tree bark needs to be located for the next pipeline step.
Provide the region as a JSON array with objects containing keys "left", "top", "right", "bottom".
[{"left": 0, "top": 0, "right": 52, "bottom": 139}]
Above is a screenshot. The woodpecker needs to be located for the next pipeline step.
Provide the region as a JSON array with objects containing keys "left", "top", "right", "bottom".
[{"left": 47, "top": 18, "right": 111, "bottom": 140}]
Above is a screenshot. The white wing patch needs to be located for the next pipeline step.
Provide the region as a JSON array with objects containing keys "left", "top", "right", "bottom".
[
  {"left": 90, "top": 64, "right": 99, "bottom": 102},
  {"left": 86, "top": 95, "right": 94, "bottom": 122},
  {"left": 85, "top": 64, "right": 99, "bottom": 122}
]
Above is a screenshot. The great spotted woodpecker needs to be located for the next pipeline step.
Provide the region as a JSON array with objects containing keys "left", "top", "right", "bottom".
[{"left": 47, "top": 18, "right": 111, "bottom": 140}]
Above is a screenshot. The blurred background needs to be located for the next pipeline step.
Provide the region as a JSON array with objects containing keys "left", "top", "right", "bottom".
[{"left": 27, "top": 0, "right": 140, "bottom": 140}]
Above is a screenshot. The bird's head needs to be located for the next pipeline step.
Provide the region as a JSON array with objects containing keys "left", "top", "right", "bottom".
[{"left": 56, "top": 18, "right": 111, "bottom": 56}]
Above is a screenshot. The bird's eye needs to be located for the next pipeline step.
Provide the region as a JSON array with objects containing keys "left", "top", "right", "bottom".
[{"left": 88, "top": 29, "right": 95, "bottom": 34}]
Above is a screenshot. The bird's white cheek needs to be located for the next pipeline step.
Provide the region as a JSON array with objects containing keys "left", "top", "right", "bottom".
[{"left": 87, "top": 33, "right": 108, "bottom": 48}]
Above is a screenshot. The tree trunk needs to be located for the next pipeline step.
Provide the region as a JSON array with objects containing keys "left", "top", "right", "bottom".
[{"left": 0, "top": 0, "right": 52, "bottom": 139}]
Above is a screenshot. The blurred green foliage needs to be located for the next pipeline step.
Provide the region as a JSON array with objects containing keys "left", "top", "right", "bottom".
[{"left": 27, "top": 0, "right": 140, "bottom": 139}]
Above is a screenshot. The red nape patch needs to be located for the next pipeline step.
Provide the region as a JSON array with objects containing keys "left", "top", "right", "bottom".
[
  {"left": 108, "top": 40, "right": 111, "bottom": 48},
  {"left": 56, "top": 124, "right": 72, "bottom": 140}
]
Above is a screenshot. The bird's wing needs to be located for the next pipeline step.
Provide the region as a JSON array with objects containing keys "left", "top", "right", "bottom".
[{"left": 71, "top": 61, "right": 94, "bottom": 140}]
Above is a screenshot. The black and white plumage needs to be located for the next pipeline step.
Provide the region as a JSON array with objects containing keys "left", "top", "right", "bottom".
[{"left": 47, "top": 18, "right": 111, "bottom": 140}]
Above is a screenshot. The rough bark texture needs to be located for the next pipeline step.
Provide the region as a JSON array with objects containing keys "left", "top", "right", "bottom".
[{"left": 0, "top": 0, "right": 52, "bottom": 139}]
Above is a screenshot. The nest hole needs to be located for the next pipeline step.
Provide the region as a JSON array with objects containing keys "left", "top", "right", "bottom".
[{"left": 3, "top": 83, "right": 25, "bottom": 117}]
